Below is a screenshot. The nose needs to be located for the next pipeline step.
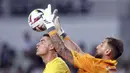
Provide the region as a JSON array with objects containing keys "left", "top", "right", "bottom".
[
  {"left": 36, "top": 42, "right": 39, "bottom": 48},
  {"left": 96, "top": 44, "right": 100, "bottom": 49}
]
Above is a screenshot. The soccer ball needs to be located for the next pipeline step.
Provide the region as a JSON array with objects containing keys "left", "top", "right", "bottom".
[{"left": 28, "top": 8, "right": 46, "bottom": 31}]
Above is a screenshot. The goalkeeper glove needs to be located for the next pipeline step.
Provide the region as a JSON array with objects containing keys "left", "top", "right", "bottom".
[{"left": 54, "top": 16, "right": 68, "bottom": 40}]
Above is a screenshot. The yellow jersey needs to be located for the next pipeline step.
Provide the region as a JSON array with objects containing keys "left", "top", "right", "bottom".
[
  {"left": 71, "top": 51, "right": 117, "bottom": 73},
  {"left": 43, "top": 57, "right": 70, "bottom": 73}
]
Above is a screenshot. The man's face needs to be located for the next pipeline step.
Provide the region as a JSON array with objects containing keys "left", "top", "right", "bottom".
[
  {"left": 36, "top": 36, "right": 52, "bottom": 56},
  {"left": 95, "top": 39, "right": 111, "bottom": 58}
]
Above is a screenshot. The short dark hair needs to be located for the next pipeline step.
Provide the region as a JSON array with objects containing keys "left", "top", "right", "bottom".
[
  {"left": 106, "top": 37, "right": 124, "bottom": 59},
  {"left": 43, "top": 34, "right": 50, "bottom": 37}
]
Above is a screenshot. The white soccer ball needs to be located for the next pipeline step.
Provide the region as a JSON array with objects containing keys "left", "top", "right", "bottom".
[{"left": 28, "top": 8, "right": 46, "bottom": 31}]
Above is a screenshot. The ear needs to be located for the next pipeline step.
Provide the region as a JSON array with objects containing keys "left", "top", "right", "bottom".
[
  {"left": 105, "top": 48, "right": 112, "bottom": 56},
  {"left": 48, "top": 44, "right": 54, "bottom": 50}
]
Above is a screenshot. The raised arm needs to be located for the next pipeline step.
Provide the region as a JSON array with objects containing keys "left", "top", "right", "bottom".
[
  {"left": 36, "top": 25, "right": 74, "bottom": 64},
  {"left": 48, "top": 30, "right": 74, "bottom": 64},
  {"left": 54, "top": 17, "right": 84, "bottom": 54},
  {"left": 33, "top": 5, "right": 82, "bottom": 64},
  {"left": 62, "top": 34, "right": 84, "bottom": 54}
]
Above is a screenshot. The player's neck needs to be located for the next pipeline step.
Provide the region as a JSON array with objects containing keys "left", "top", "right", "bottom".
[
  {"left": 41, "top": 51, "right": 57, "bottom": 64},
  {"left": 102, "top": 56, "right": 112, "bottom": 60}
]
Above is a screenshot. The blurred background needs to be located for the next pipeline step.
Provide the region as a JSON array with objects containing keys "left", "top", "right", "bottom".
[{"left": 0, "top": 0, "right": 130, "bottom": 73}]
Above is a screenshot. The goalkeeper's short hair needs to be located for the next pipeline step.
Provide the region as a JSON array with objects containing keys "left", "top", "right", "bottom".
[{"left": 106, "top": 37, "right": 124, "bottom": 59}]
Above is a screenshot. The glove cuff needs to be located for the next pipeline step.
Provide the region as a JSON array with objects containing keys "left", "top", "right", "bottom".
[
  {"left": 60, "top": 33, "right": 70, "bottom": 40},
  {"left": 43, "top": 21, "right": 54, "bottom": 29},
  {"left": 57, "top": 28, "right": 64, "bottom": 35},
  {"left": 48, "top": 26, "right": 57, "bottom": 36}
]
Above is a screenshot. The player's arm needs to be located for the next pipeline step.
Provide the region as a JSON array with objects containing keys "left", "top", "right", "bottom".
[
  {"left": 62, "top": 35, "right": 84, "bottom": 54},
  {"left": 54, "top": 17, "right": 84, "bottom": 54},
  {"left": 37, "top": 5, "right": 74, "bottom": 64},
  {"left": 49, "top": 31, "right": 74, "bottom": 64}
]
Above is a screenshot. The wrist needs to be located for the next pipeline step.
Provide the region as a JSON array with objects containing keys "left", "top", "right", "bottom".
[
  {"left": 47, "top": 26, "right": 57, "bottom": 36},
  {"left": 57, "top": 28, "right": 64, "bottom": 35},
  {"left": 60, "top": 33, "right": 70, "bottom": 40}
]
